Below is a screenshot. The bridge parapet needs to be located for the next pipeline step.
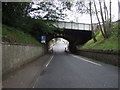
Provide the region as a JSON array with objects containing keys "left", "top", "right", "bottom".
[{"left": 53, "top": 21, "right": 91, "bottom": 31}]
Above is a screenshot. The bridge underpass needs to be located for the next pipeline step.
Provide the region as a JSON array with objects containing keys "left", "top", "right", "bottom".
[
  {"left": 47, "top": 29, "right": 92, "bottom": 53},
  {"left": 45, "top": 22, "right": 93, "bottom": 53}
]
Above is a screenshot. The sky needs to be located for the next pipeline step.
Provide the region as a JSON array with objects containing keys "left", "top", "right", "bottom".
[
  {"left": 31, "top": 0, "right": 119, "bottom": 24},
  {"left": 61, "top": 0, "right": 119, "bottom": 23}
]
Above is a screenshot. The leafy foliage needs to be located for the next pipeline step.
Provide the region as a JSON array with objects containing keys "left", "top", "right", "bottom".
[
  {"left": 2, "top": 25, "right": 41, "bottom": 45},
  {"left": 2, "top": 2, "right": 64, "bottom": 41},
  {"left": 2, "top": 2, "right": 32, "bottom": 27},
  {"left": 30, "top": 1, "right": 67, "bottom": 21}
]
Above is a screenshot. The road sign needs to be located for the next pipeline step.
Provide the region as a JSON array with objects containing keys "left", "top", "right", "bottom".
[{"left": 41, "top": 36, "right": 46, "bottom": 43}]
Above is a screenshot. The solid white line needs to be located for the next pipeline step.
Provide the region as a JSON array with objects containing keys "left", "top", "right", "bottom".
[
  {"left": 32, "top": 55, "right": 54, "bottom": 88},
  {"left": 46, "top": 55, "right": 54, "bottom": 67},
  {"left": 70, "top": 54, "right": 102, "bottom": 66}
]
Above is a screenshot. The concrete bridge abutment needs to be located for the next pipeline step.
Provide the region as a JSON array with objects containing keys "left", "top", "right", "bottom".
[{"left": 45, "top": 29, "right": 92, "bottom": 53}]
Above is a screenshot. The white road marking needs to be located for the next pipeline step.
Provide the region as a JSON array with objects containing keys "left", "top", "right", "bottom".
[
  {"left": 46, "top": 55, "right": 54, "bottom": 67},
  {"left": 70, "top": 54, "right": 102, "bottom": 66},
  {"left": 32, "top": 55, "right": 54, "bottom": 88}
]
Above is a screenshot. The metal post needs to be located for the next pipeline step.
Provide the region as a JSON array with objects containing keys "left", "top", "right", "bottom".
[
  {"left": 78, "top": 23, "right": 79, "bottom": 30},
  {"left": 71, "top": 22, "right": 72, "bottom": 29},
  {"left": 89, "top": 24, "right": 90, "bottom": 31},
  {"left": 64, "top": 22, "right": 65, "bottom": 28},
  {"left": 84, "top": 23, "right": 85, "bottom": 30}
]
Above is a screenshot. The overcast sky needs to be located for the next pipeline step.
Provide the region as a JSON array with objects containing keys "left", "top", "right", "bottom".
[
  {"left": 62, "top": 0, "right": 118, "bottom": 23},
  {"left": 32, "top": 0, "right": 119, "bottom": 24}
]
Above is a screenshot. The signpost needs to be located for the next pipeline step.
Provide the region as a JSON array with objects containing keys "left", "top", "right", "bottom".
[{"left": 41, "top": 36, "right": 46, "bottom": 44}]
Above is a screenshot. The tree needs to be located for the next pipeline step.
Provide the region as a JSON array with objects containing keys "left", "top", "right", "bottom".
[
  {"left": 98, "top": 0, "right": 108, "bottom": 38},
  {"left": 74, "top": 0, "right": 97, "bottom": 42},
  {"left": 89, "top": 1, "right": 97, "bottom": 42},
  {"left": 2, "top": 2, "right": 59, "bottom": 41},
  {"left": 109, "top": 0, "right": 112, "bottom": 30},
  {"left": 103, "top": 1, "right": 108, "bottom": 21},
  {"left": 2, "top": 2, "right": 32, "bottom": 27},
  {"left": 30, "top": 1, "right": 67, "bottom": 21},
  {"left": 93, "top": 0, "right": 105, "bottom": 38}
]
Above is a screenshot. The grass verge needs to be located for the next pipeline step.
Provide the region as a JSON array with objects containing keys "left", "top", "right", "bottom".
[
  {"left": 79, "top": 24, "right": 119, "bottom": 51},
  {"left": 2, "top": 25, "right": 41, "bottom": 45}
]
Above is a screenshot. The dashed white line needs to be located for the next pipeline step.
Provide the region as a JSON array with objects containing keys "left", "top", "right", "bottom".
[
  {"left": 70, "top": 54, "right": 102, "bottom": 66},
  {"left": 46, "top": 55, "right": 54, "bottom": 67}
]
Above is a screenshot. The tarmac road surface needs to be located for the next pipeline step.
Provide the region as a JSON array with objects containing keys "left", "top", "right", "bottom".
[{"left": 34, "top": 41, "right": 118, "bottom": 88}]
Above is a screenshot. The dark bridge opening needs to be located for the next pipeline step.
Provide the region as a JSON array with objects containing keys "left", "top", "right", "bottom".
[{"left": 46, "top": 30, "right": 92, "bottom": 53}]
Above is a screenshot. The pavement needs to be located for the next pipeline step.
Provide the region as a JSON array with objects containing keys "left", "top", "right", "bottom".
[
  {"left": 3, "top": 40, "right": 119, "bottom": 88},
  {"left": 3, "top": 54, "right": 53, "bottom": 88}
]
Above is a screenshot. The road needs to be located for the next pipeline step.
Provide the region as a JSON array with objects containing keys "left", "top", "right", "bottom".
[{"left": 34, "top": 41, "right": 118, "bottom": 88}]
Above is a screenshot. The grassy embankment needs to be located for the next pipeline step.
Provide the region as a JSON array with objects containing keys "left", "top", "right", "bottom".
[
  {"left": 1, "top": 25, "right": 41, "bottom": 45},
  {"left": 79, "top": 24, "right": 119, "bottom": 51}
]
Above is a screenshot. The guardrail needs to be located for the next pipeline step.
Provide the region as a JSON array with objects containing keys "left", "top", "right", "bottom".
[
  {"left": 53, "top": 20, "right": 120, "bottom": 31},
  {"left": 53, "top": 22, "right": 91, "bottom": 31}
]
